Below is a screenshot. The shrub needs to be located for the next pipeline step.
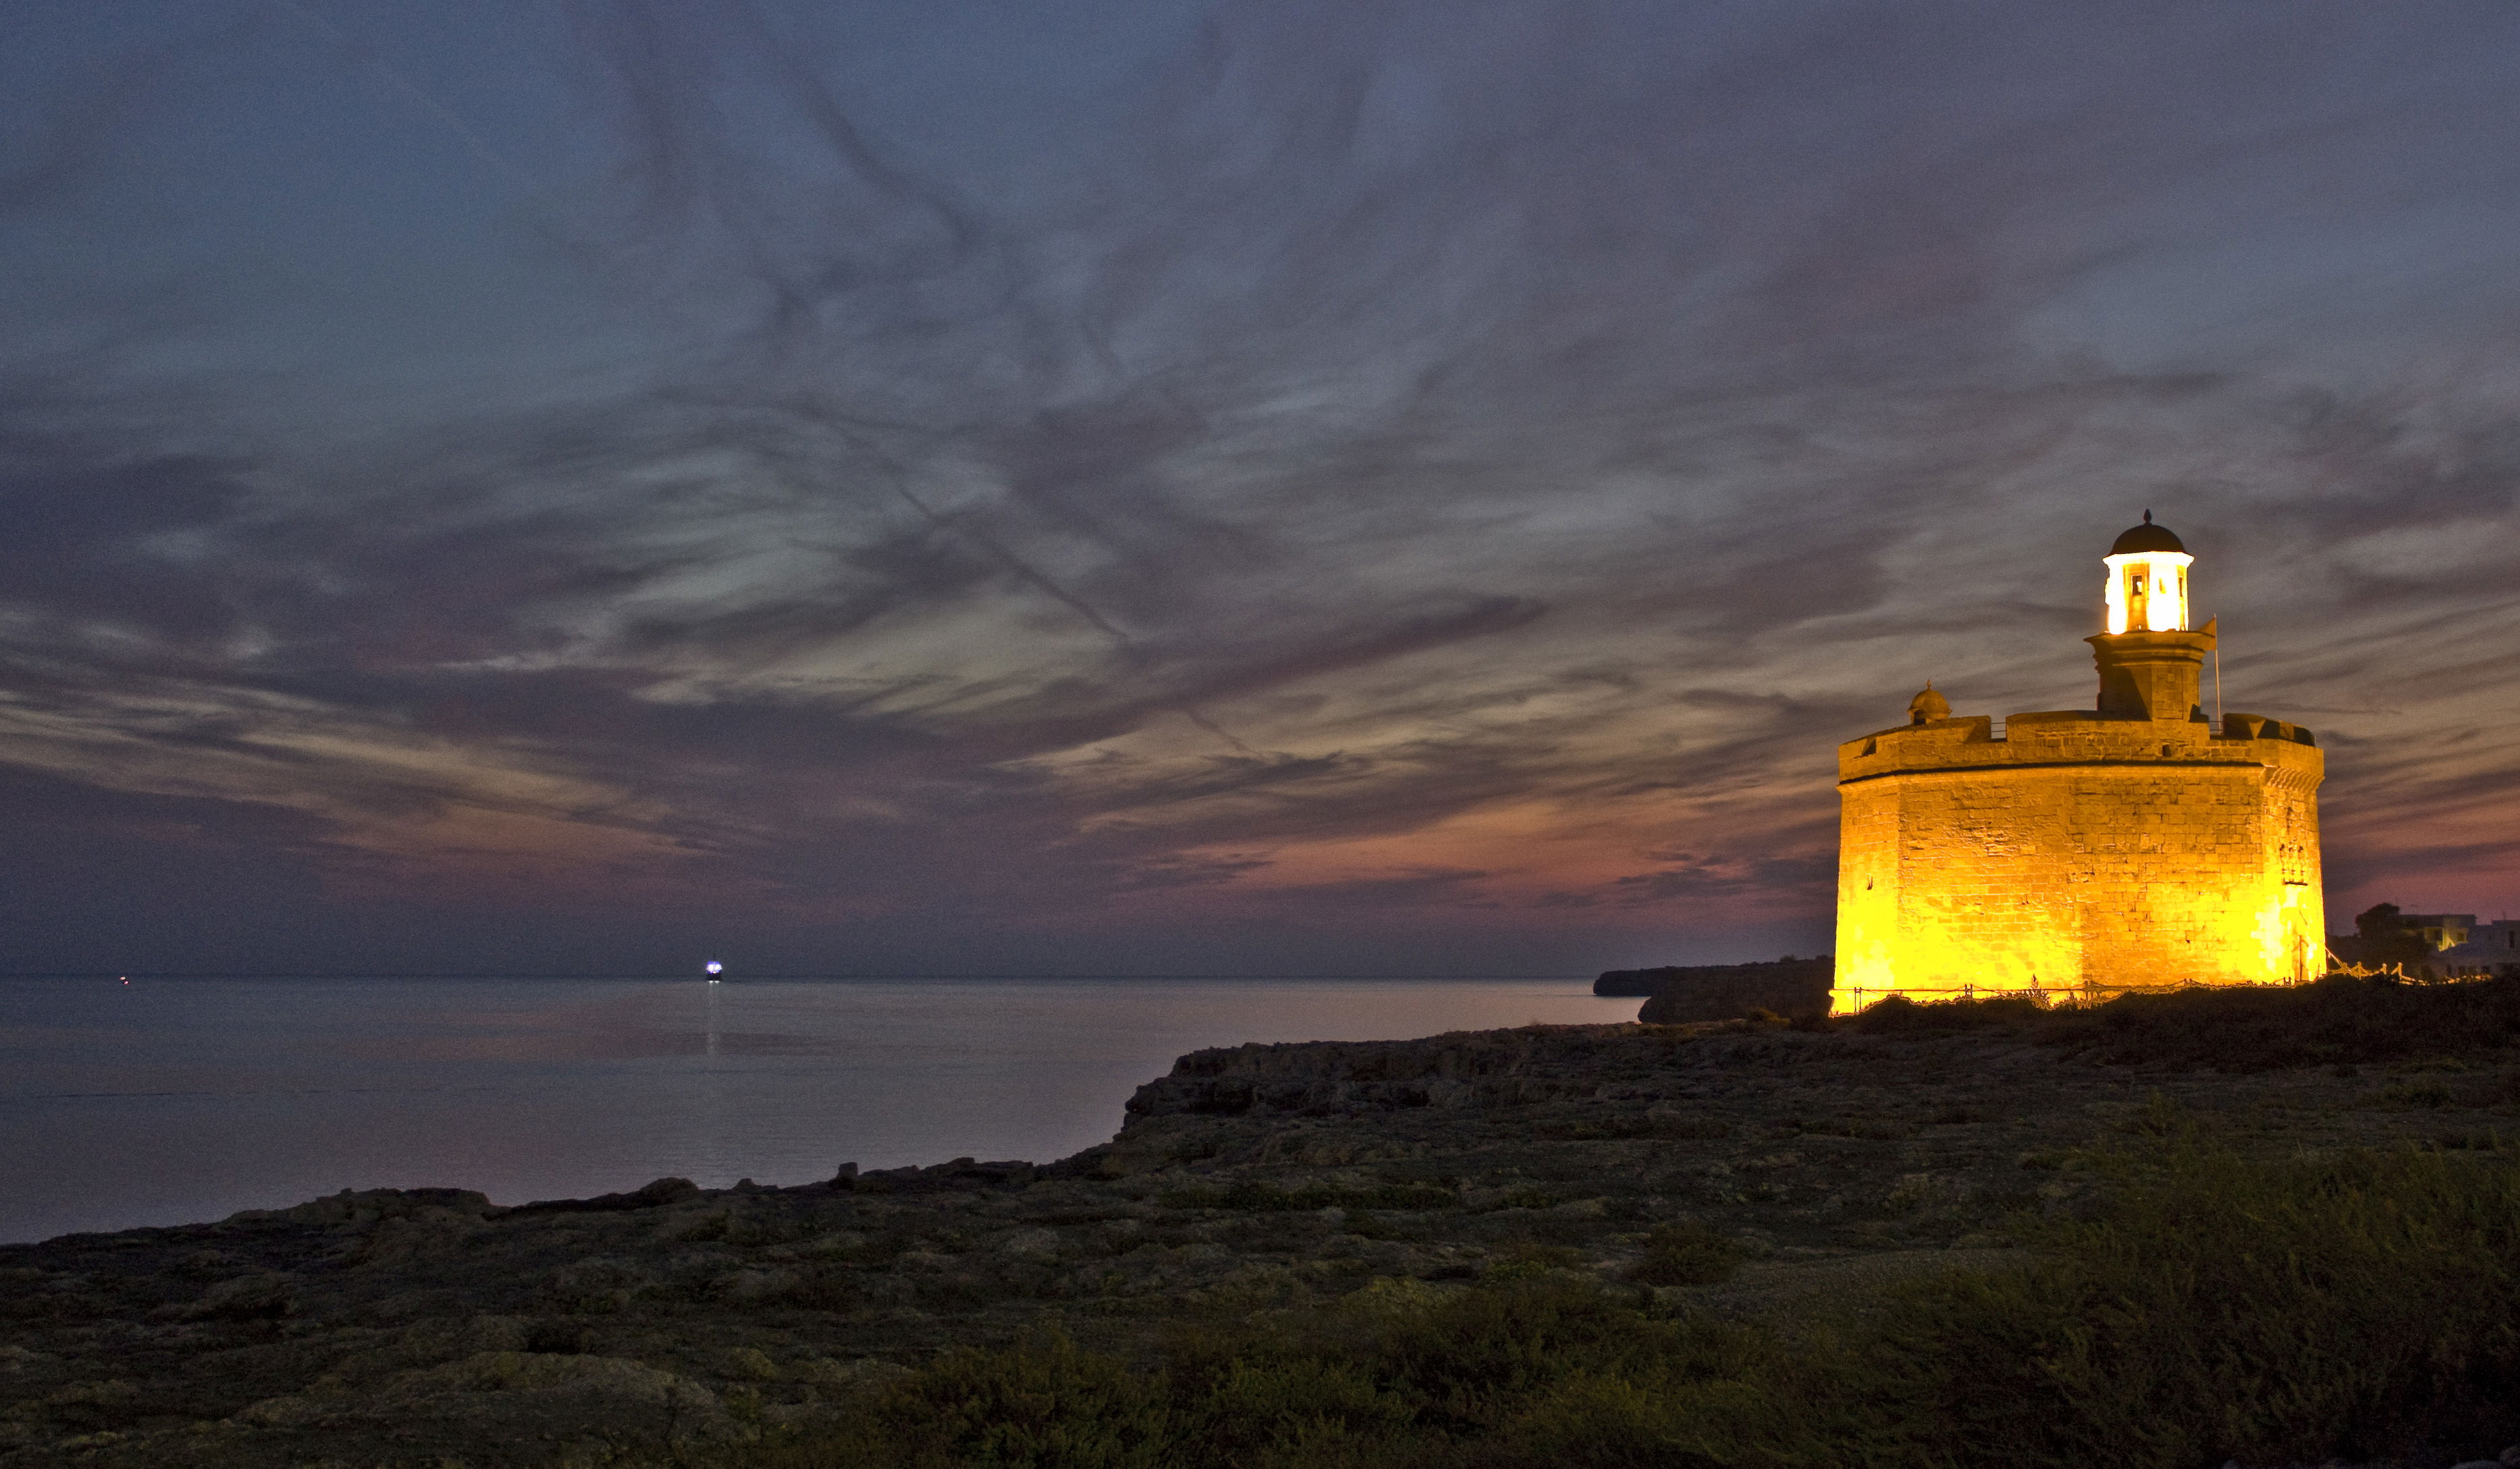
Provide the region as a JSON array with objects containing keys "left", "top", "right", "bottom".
[
  {"left": 1623, "top": 1221, "right": 1743, "bottom": 1287},
  {"left": 732, "top": 1336, "right": 1173, "bottom": 1468},
  {"left": 699, "top": 1144, "right": 2520, "bottom": 1469},
  {"left": 1841, "top": 1145, "right": 2520, "bottom": 1467}
]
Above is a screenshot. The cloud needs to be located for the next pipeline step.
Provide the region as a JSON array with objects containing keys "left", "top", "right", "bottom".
[
  {"left": 2, "top": 0, "right": 2517, "bottom": 972},
  {"left": 1606, "top": 853, "right": 1836, "bottom": 908}
]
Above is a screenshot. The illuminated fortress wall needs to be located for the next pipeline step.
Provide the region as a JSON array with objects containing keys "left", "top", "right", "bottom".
[{"left": 1833, "top": 519, "right": 2325, "bottom": 1011}]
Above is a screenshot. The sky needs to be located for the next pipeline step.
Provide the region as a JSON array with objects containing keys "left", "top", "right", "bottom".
[{"left": 3, "top": 0, "right": 2517, "bottom": 977}]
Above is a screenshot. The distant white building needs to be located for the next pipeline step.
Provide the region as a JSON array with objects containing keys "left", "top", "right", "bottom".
[
  {"left": 2432, "top": 918, "right": 2520, "bottom": 978},
  {"left": 2398, "top": 913, "right": 2477, "bottom": 949}
]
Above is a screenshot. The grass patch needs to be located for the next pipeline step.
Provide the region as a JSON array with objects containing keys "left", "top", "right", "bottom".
[
  {"left": 1480, "top": 1243, "right": 1587, "bottom": 1280},
  {"left": 1784, "top": 1115, "right": 1909, "bottom": 1141},
  {"left": 685, "top": 1142, "right": 2520, "bottom": 1469},
  {"left": 1532, "top": 1115, "right": 1733, "bottom": 1142},
  {"left": 2113, "top": 1091, "right": 2203, "bottom": 1137},
  {"left": 1849, "top": 993, "right": 2054, "bottom": 1033},
  {"left": 2368, "top": 1082, "right": 2456, "bottom": 1110},
  {"left": 1622, "top": 1220, "right": 1743, "bottom": 1286},
  {"left": 1845, "top": 974, "right": 2520, "bottom": 1073},
  {"left": 1492, "top": 1187, "right": 1566, "bottom": 1211},
  {"left": 1159, "top": 1184, "right": 1461, "bottom": 1213},
  {"left": 2052, "top": 974, "right": 2520, "bottom": 1069}
]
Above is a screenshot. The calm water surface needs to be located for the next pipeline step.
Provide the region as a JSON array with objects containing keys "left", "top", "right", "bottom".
[{"left": 0, "top": 976, "right": 1626, "bottom": 1243}]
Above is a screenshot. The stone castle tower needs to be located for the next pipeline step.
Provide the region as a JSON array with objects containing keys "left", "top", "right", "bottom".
[{"left": 1832, "top": 516, "right": 2325, "bottom": 1010}]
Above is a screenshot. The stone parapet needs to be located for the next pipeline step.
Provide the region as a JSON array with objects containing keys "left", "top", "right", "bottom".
[{"left": 1842, "top": 709, "right": 2321, "bottom": 784}]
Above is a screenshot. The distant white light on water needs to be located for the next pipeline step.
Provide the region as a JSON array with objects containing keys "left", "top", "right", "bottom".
[{"left": 705, "top": 960, "right": 724, "bottom": 976}]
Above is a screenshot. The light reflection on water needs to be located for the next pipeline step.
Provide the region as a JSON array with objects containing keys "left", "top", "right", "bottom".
[{"left": 0, "top": 976, "right": 1627, "bottom": 1243}]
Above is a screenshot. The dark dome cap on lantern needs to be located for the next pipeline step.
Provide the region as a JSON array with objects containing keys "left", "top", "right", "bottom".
[{"left": 2110, "top": 509, "right": 2186, "bottom": 555}]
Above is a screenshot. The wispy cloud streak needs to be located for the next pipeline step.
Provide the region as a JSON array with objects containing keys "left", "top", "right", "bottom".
[{"left": 2, "top": 0, "right": 2517, "bottom": 972}]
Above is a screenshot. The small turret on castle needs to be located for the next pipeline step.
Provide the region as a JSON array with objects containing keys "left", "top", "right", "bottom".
[{"left": 1833, "top": 515, "right": 2325, "bottom": 1011}]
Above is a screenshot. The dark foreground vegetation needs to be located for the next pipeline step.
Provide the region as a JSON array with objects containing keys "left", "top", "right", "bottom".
[
  {"left": 8, "top": 976, "right": 2520, "bottom": 1469},
  {"left": 696, "top": 1139, "right": 2520, "bottom": 1469},
  {"left": 655, "top": 978, "right": 2520, "bottom": 1469},
  {"left": 1856, "top": 969, "right": 2520, "bottom": 1072}
]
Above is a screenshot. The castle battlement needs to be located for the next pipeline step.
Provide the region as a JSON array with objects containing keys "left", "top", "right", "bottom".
[
  {"left": 1833, "top": 517, "right": 2325, "bottom": 1011},
  {"left": 1843, "top": 710, "right": 2323, "bottom": 782}
]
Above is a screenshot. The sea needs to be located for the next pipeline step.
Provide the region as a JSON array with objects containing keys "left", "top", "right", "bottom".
[{"left": 0, "top": 975, "right": 1633, "bottom": 1245}]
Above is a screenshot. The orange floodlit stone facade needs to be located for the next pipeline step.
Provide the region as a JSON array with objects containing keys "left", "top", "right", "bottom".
[{"left": 1833, "top": 516, "right": 2325, "bottom": 1011}]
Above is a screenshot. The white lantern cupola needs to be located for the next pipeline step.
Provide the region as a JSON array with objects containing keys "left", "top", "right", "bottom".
[{"left": 2101, "top": 511, "right": 2191, "bottom": 634}]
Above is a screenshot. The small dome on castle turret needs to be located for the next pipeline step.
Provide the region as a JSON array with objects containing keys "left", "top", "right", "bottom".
[
  {"left": 1907, "top": 683, "right": 1949, "bottom": 724},
  {"left": 2110, "top": 510, "right": 2185, "bottom": 555},
  {"left": 2102, "top": 511, "right": 2195, "bottom": 634}
]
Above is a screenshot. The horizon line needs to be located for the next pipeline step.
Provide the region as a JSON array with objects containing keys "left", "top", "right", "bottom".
[{"left": 1, "top": 971, "right": 1604, "bottom": 982}]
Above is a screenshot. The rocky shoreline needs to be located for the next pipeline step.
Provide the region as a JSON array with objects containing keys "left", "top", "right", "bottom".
[{"left": 5, "top": 1007, "right": 2517, "bottom": 1468}]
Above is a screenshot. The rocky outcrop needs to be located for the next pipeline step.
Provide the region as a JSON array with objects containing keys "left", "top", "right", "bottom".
[
  {"left": 1594, "top": 958, "right": 1834, "bottom": 1021},
  {"left": 1114, "top": 1030, "right": 1620, "bottom": 1124},
  {"left": 5, "top": 1011, "right": 2504, "bottom": 1469}
]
